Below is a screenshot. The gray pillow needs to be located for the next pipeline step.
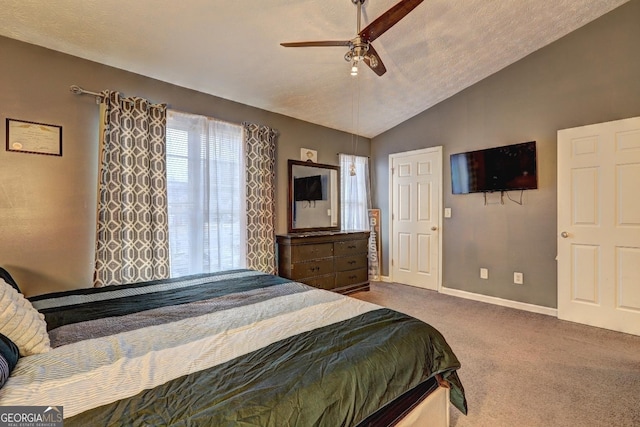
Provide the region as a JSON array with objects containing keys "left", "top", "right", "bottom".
[{"left": 0, "top": 332, "right": 19, "bottom": 389}]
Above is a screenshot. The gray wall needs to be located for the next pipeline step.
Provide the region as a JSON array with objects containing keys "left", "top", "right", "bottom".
[
  {"left": 371, "top": 0, "right": 640, "bottom": 308},
  {"left": 0, "top": 36, "right": 369, "bottom": 296}
]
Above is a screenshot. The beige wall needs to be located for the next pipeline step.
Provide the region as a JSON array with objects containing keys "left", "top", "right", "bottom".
[
  {"left": 0, "top": 36, "right": 370, "bottom": 296},
  {"left": 371, "top": 0, "right": 640, "bottom": 308}
]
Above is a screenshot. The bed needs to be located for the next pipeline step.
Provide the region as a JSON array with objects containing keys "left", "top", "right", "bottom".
[{"left": 0, "top": 269, "right": 467, "bottom": 426}]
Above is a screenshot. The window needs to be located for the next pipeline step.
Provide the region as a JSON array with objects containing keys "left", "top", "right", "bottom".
[
  {"left": 339, "top": 154, "right": 371, "bottom": 230},
  {"left": 166, "top": 111, "right": 245, "bottom": 277}
]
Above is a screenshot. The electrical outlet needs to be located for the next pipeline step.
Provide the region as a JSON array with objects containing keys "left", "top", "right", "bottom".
[
  {"left": 480, "top": 268, "right": 489, "bottom": 279},
  {"left": 514, "top": 272, "right": 524, "bottom": 285}
]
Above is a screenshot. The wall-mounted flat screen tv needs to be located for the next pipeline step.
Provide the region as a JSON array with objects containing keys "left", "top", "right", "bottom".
[
  {"left": 294, "top": 175, "right": 324, "bottom": 201},
  {"left": 450, "top": 141, "right": 538, "bottom": 194}
]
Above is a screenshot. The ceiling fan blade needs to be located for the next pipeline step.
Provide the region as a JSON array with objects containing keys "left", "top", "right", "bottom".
[
  {"left": 280, "top": 40, "right": 351, "bottom": 48},
  {"left": 363, "top": 44, "right": 387, "bottom": 76},
  {"left": 359, "top": 0, "right": 424, "bottom": 43}
]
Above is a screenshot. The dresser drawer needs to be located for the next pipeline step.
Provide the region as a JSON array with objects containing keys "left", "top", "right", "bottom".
[
  {"left": 277, "top": 231, "right": 369, "bottom": 295},
  {"left": 334, "top": 239, "right": 368, "bottom": 256},
  {"left": 335, "top": 255, "right": 367, "bottom": 272},
  {"left": 289, "top": 258, "right": 334, "bottom": 280},
  {"left": 299, "top": 274, "right": 336, "bottom": 290},
  {"left": 336, "top": 268, "right": 368, "bottom": 286},
  {"left": 290, "top": 243, "right": 334, "bottom": 262}
]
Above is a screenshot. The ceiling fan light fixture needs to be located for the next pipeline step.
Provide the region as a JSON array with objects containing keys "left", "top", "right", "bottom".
[
  {"left": 350, "top": 61, "right": 358, "bottom": 76},
  {"left": 352, "top": 43, "right": 368, "bottom": 61}
]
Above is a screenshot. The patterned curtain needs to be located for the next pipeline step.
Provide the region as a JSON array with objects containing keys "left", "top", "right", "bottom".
[
  {"left": 94, "top": 91, "right": 169, "bottom": 287},
  {"left": 243, "top": 122, "right": 278, "bottom": 274}
]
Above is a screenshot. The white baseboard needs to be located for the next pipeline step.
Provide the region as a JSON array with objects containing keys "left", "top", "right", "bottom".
[
  {"left": 440, "top": 286, "right": 558, "bottom": 317},
  {"left": 373, "top": 278, "right": 557, "bottom": 317}
]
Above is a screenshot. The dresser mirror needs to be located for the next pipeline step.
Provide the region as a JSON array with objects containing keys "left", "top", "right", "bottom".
[{"left": 288, "top": 159, "right": 341, "bottom": 233}]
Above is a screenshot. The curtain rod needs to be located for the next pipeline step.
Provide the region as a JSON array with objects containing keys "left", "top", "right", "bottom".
[
  {"left": 70, "top": 85, "right": 165, "bottom": 108},
  {"left": 70, "top": 85, "right": 102, "bottom": 98},
  {"left": 70, "top": 85, "right": 103, "bottom": 104}
]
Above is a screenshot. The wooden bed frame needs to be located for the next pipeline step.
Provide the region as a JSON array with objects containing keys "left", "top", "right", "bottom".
[
  {"left": 397, "top": 385, "right": 450, "bottom": 427},
  {"left": 358, "top": 374, "right": 452, "bottom": 427},
  {"left": 395, "top": 375, "right": 451, "bottom": 427}
]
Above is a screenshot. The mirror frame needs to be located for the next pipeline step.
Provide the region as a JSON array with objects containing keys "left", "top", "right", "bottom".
[{"left": 287, "top": 159, "right": 341, "bottom": 233}]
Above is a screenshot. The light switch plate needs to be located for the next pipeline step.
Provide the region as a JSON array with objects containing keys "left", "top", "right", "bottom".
[{"left": 444, "top": 208, "right": 452, "bottom": 218}]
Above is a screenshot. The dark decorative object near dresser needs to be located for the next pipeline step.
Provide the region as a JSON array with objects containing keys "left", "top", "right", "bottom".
[{"left": 277, "top": 231, "right": 370, "bottom": 294}]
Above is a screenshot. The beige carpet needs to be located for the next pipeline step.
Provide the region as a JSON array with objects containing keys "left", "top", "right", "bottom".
[{"left": 351, "top": 282, "right": 640, "bottom": 427}]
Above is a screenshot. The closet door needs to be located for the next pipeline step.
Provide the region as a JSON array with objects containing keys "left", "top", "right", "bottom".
[{"left": 557, "top": 116, "right": 640, "bottom": 336}]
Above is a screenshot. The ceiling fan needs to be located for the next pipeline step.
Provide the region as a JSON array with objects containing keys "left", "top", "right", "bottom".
[{"left": 281, "top": 0, "right": 424, "bottom": 76}]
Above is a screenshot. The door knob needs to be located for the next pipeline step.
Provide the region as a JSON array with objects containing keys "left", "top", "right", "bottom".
[
  {"left": 560, "top": 231, "right": 569, "bottom": 238},
  {"left": 431, "top": 226, "right": 437, "bottom": 231}
]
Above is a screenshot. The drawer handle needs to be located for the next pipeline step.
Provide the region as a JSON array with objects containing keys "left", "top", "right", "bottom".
[
  {"left": 309, "top": 266, "right": 320, "bottom": 272},
  {"left": 348, "top": 260, "right": 356, "bottom": 265},
  {"left": 347, "top": 245, "right": 357, "bottom": 249},
  {"left": 349, "top": 275, "right": 357, "bottom": 280}
]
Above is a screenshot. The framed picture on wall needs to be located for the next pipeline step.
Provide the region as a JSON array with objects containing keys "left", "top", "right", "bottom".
[
  {"left": 6, "top": 118, "right": 62, "bottom": 156},
  {"left": 300, "top": 148, "right": 317, "bottom": 163}
]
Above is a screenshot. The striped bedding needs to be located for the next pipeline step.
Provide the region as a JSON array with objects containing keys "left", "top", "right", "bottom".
[{"left": 0, "top": 269, "right": 466, "bottom": 426}]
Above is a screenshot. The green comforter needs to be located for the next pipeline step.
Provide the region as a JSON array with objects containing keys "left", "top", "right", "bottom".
[{"left": 0, "top": 270, "right": 466, "bottom": 426}]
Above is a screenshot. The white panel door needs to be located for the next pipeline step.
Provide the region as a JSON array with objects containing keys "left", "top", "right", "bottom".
[
  {"left": 558, "top": 116, "right": 640, "bottom": 336},
  {"left": 390, "top": 147, "right": 442, "bottom": 290}
]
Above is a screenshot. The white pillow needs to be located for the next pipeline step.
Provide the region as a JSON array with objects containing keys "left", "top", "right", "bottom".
[{"left": 0, "top": 278, "right": 50, "bottom": 356}]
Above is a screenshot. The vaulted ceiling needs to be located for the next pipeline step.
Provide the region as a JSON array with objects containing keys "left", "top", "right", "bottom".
[{"left": 0, "top": 0, "right": 630, "bottom": 137}]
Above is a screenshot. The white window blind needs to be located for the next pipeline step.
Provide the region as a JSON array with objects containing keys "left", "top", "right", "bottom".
[
  {"left": 339, "top": 154, "right": 371, "bottom": 230},
  {"left": 166, "top": 110, "right": 245, "bottom": 277}
]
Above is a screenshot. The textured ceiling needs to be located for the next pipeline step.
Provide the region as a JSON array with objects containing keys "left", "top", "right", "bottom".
[{"left": 0, "top": 0, "right": 630, "bottom": 137}]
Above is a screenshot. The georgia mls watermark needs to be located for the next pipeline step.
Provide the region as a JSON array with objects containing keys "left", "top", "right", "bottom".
[{"left": 0, "top": 406, "right": 63, "bottom": 427}]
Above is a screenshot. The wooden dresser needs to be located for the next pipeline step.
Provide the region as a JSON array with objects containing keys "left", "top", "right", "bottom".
[{"left": 276, "top": 231, "right": 370, "bottom": 294}]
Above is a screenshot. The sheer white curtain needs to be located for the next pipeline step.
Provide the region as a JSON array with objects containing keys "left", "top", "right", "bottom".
[
  {"left": 166, "top": 111, "right": 246, "bottom": 277},
  {"left": 339, "top": 154, "right": 371, "bottom": 230}
]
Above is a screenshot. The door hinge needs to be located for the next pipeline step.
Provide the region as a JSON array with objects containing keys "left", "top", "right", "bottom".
[
  {"left": 391, "top": 259, "right": 394, "bottom": 267},
  {"left": 391, "top": 167, "right": 395, "bottom": 175}
]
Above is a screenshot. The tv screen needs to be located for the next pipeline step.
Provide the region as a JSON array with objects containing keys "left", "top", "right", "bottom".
[
  {"left": 294, "top": 175, "right": 324, "bottom": 201},
  {"left": 451, "top": 141, "right": 537, "bottom": 194}
]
